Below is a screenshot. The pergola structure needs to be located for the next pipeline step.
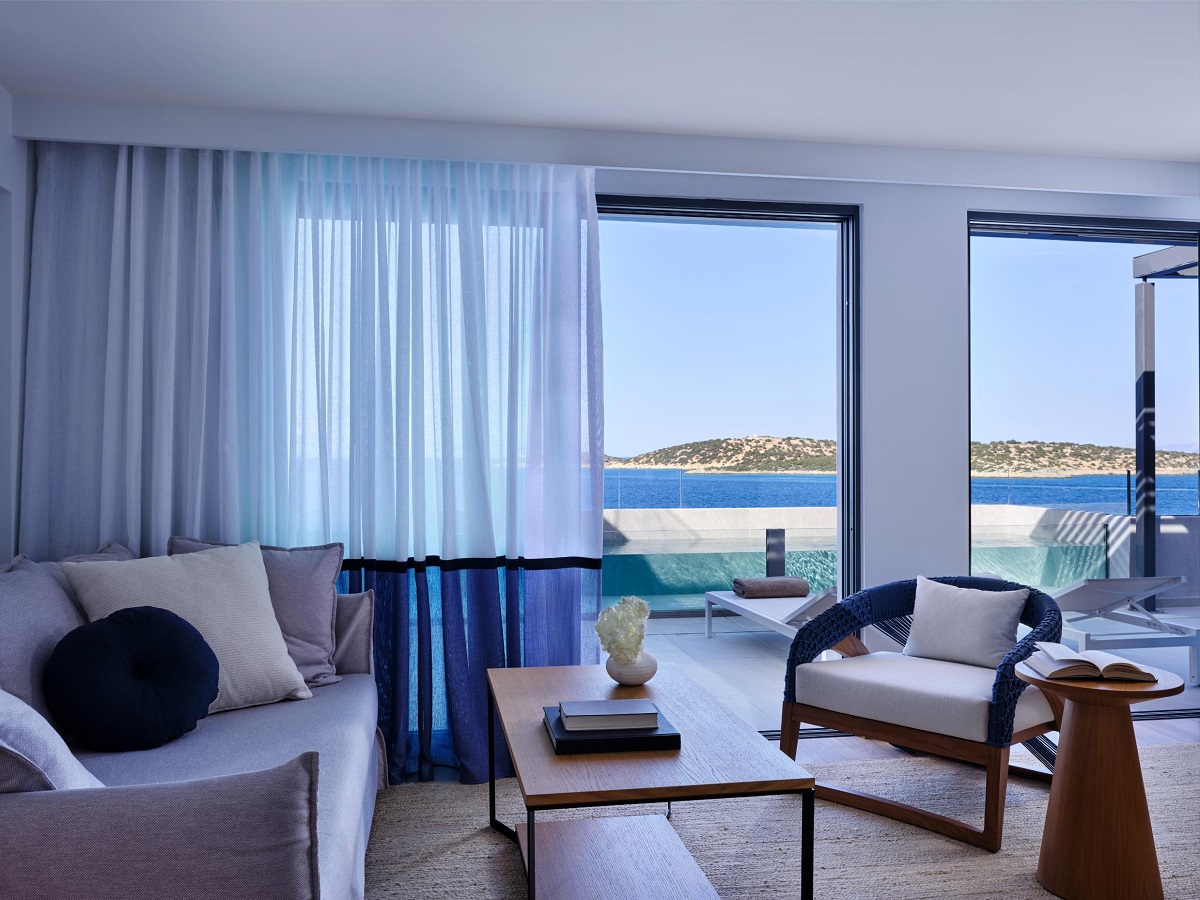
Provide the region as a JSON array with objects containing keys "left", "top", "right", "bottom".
[{"left": 1130, "top": 244, "right": 1199, "bottom": 600}]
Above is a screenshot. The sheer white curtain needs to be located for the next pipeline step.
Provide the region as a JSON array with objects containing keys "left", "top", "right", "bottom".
[{"left": 20, "top": 143, "right": 603, "bottom": 564}]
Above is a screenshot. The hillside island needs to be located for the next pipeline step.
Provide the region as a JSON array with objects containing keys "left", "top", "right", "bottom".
[{"left": 604, "top": 436, "right": 1200, "bottom": 478}]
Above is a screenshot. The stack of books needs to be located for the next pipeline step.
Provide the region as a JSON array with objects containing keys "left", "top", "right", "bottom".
[{"left": 542, "top": 699, "right": 682, "bottom": 754}]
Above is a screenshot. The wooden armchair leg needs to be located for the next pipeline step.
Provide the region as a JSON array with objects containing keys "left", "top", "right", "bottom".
[
  {"left": 981, "top": 745, "right": 1010, "bottom": 852},
  {"left": 1009, "top": 762, "right": 1053, "bottom": 784},
  {"left": 779, "top": 701, "right": 802, "bottom": 759},
  {"left": 812, "top": 745, "right": 1013, "bottom": 853}
]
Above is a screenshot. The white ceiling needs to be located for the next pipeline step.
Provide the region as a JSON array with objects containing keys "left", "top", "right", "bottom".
[{"left": 0, "top": 0, "right": 1197, "bottom": 162}]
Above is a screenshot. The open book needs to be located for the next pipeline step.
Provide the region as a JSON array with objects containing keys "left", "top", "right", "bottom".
[{"left": 1026, "top": 642, "right": 1157, "bottom": 683}]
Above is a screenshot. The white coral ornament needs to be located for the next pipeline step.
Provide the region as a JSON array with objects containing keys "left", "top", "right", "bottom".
[{"left": 594, "top": 596, "right": 651, "bottom": 665}]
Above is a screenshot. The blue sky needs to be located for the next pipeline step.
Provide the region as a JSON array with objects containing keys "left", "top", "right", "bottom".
[
  {"left": 600, "top": 218, "right": 1199, "bottom": 458},
  {"left": 600, "top": 217, "right": 839, "bottom": 458},
  {"left": 971, "top": 236, "right": 1198, "bottom": 451}
]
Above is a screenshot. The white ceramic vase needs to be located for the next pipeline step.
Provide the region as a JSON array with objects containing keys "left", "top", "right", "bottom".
[{"left": 605, "top": 650, "right": 658, "bottom": 686}]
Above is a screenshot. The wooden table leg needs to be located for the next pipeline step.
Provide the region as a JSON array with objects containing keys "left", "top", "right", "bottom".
[{"left": 1037, "top": 697, "right": 1163, "bottom": 900}]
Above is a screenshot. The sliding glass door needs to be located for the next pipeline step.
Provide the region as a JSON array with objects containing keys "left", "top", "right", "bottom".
[
  {"left": 969, "top": 216, "right": 1199, "bottom": 594},
  {"left": 598, "top": 197, "right": 858, "bottom": 613}
]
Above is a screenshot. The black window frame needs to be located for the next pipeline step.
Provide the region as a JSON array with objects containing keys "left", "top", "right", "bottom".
[
  {"left": 966, "top": 210, "right": 1200, "bottom": 585},
  {"left": 596, "top": 193, "right": 862, "bottom": 596}
]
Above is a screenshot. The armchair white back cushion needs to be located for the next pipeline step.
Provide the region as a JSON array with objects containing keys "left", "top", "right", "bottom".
[{"left": 903, "top": 576, "right": 1028, "bottom": 669}]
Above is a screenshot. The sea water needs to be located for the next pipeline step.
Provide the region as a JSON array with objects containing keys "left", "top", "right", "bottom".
[{"left": 604, "top": 469, "right": 1200, "bottom": 516}]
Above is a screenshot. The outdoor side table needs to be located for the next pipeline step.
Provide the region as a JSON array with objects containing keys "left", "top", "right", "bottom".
[{"left": 1016, "top": 663, "right": 1184, "bottom": 900}]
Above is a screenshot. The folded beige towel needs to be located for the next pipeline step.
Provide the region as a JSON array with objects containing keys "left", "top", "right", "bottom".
[{"left": 732, "top": 577, "right": 811, "bottom": 599}]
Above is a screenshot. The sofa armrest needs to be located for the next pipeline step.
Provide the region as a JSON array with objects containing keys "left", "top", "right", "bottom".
[
  {"left": 0, "top": 753, "right": 320, "bottom": 900},
  {"left": 334, "top": 590, "right": 375, "bottom": 676}
]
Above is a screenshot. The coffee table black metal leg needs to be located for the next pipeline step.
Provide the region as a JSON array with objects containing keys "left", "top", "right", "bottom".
[
  {"left": 802, "top": 787, "right": 814, "bottom": 900},
  {"left": 487, "top": 686, "right": 496, "bottom": 830},
  {"left": 527, "top": 808, "right": 536, "bottom": 900},
  {"left": 488, "top": 685, "right": 516, "bottom": 841}
]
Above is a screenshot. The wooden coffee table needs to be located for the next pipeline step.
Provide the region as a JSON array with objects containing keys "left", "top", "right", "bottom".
[
  {"left": 487, "top": 665, "right": 816, "bottom": 899},
  {"left": 1016, "top": 663, "right": 1185, "bottom": 899}
]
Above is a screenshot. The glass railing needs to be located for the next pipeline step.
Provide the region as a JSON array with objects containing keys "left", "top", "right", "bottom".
[
  {"left": 969, "top": 471, "right": 1200, "bottom": 516},
  {"left": 604, "top": 467, "right": 838, "bottom": 510},
  {"left": 970, "top": 522, "right": 1109, "bottom": 593},
  {"left": 603, "top": 469, "right": 1200, "bottom": 516},
  {"left": 600, "top": 506, "right": 1133, "bottom": 613},
  {"left": 602, "top": 525, "right": 836, "bottom": 613}
]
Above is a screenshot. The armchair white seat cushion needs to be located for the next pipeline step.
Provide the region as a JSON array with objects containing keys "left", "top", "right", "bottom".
[{"left": 794, "top": 651, "right": 1055, "bottom": 743}]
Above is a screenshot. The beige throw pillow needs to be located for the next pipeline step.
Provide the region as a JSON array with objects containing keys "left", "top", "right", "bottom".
[
  {"left": 63, "top": 542, "right": 311, "bottom": 713},
  {"left": 903, "top": 575, "right": 1029, "bottom": 670}
]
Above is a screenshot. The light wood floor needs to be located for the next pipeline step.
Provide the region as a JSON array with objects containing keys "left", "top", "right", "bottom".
[{"left": 643, "top": 612, "right": 1200, "bottom": 767}]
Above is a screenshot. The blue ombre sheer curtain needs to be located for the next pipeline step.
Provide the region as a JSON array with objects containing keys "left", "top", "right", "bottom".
[{"left": 20, "top": 143, "right": 604, "bottom": 782}]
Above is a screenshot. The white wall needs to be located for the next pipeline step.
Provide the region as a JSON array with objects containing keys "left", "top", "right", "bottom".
[
  {"left": 7, "top": 99, "right": 1200, "bottom": 581},
  {"left": 0, "top": 85, "right": 30, "bottom": 560}
]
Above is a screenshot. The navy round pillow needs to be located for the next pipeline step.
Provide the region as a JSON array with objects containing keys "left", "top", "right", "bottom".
[{"left": 43, "top": 606, "right": 219, "bottom": 752}]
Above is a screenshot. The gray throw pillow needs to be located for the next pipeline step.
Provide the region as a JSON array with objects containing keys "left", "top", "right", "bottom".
[
  {"left": 168, "top": 536, "right": 343, "bottom": 687},
  {"left": 0, "top": 556, "right": 86, "bottom": 725},
  {"left": 0, "top": 688, "right": 103, "bottom": 792},
  {"left": 63, "top": 542, "right": 312, "bottom": 713},
  {"left": 903, "top": 576, "right": 1029, "bottom": 669},
  {"left": 37, "top": 542, "right": 136, "bottom": 605}
]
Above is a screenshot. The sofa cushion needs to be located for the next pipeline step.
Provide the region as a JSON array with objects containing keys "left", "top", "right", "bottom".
[
  {"left": 78, "top": 675, "right": 380, "bottom": 900},
  {"left": 333, "top": 591, "right": 375, "bottom": 676},
  {"left": 63, "top": 541, "right": 311, "bottom": 713},
  {"left": 0, "top": 556, "right": 85, "bottom": 724},
  {"left": 43, "top": 607, "right": 220, "bottom": 752},
  {"left": 169, "top": 536, "right": 343, "bottom": 687},
  {"left": 37, "top": 542, "right": 136, "bottom": 605},
  {"left": 794, "top": 651, "right": 1054, "bottom": 743},
  {"left": 904, "top": 575, "right": 1029, "bottom": 669},
  {"left": 0, "top": 688, "right": 103, "bottom": 792}
]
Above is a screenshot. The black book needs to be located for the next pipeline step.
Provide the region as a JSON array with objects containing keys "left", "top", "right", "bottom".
[{"left": 542, "top": 706, "right": 681, "bottom": 755}]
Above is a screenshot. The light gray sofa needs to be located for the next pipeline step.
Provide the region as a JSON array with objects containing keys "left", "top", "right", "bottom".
[{"left": 0, "top": 591, "right": 384, "bottom": 900}]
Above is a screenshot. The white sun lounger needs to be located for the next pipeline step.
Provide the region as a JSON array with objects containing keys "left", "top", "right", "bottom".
[
  {"left": 1053, "top": 576, "right": 1197, "bottom": 685},
  {"left": 704, "top": 587, "right": 839, "bottom": 639}
]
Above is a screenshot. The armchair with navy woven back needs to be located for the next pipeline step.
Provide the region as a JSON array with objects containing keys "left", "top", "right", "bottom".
[{"left": 780, "top": 575, "right": 1063, "bottom": 851}]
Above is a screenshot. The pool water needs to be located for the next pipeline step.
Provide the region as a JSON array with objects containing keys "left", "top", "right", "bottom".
[{"left": 603, "top": 540, "right": 1107, "bottom": 612}]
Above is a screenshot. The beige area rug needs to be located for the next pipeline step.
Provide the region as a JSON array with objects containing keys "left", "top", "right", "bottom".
[{"left": 365, "top": 742, "right": 1200, "bottom": 899}]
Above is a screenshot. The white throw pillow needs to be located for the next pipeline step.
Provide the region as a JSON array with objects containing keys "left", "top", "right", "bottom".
[
  {"left": 63, "top": 542, "right": 311, "bottom": 713},
  {"left": 0, "top": 688, "right": 103, "bottom": 792},
  {"left": 903, "top": 576, "right": 1029, "bottom": 669}
]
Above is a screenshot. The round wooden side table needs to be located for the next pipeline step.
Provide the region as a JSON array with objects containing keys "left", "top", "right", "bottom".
[{"left": 1016, "top": 663, "right": 1184, "bottom": 900}]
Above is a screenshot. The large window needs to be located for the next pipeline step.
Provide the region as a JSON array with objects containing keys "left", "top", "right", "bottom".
[
  {"left": 598, "top": 197, "right": 857, "bottom": 612},
  {"left": 969, "top": 217, "right": 1199, "bottom": 591}
]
